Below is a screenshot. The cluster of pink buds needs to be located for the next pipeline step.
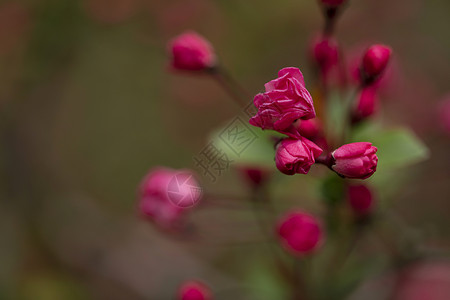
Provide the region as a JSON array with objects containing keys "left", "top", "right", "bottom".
[
  {"left": 148, "top": 0, "right": 402, "bottom": 296},
  {"left": 248, "top": 67, "right": 379, "bottom": 180},
  {"left": 350, "top": 45, "right": 392, "bottom": 122}
]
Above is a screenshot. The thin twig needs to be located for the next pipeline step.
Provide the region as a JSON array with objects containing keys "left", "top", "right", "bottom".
[{"left": 209, "top": 67, "right": 251, "bottom": 107}]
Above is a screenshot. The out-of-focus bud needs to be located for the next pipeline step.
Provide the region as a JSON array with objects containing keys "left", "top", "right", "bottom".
[
  {"left": 276, "top": 210, "right": 323, "bottom": 255},
  {"left": 361, "top": 44, "right": 392, "bottom": 84},
  {"left": 239, "top": 166, "right": 270, "bottom": 188},
  {"left": 177, "top": 280, "right": 212, "bottom": 300},
  {"left": 169, "top": 31, "right": 216, "bottom": 71},
  {"left": 275, "top": 137, "right": 323, "bottom": 175},
  {"left": 138, "top": 167, "right": 202, "bottom": 229},
  {"left": 320, "top": 0, "right": 346, "bottom": 6},
  {"left": 331, "top": 142, "right": 378, "bottom": 179},
  {"left": 393, "top": 261, "right": 450, "bottom": 300},
  {"left": 310, "top": 35, "right": 339, "bottom": 79},
  {"left": 347, "top": 184, "right": 374, "bottom": 215},
  {"left": 353, "top": 87, "right": 378, "bottom": 122},
  {"left": 439, "top": 96, "right": 450, "bottom": 136},
  {"left": 296, "top": 119, "right": 322, "bottom": 141}
]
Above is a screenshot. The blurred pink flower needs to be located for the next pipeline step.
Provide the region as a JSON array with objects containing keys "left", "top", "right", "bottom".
[
  {"left": 138, "top": 167, "right": 201, "bottom": 229},
  {"left": 347, "top": 184, "right": 374, "bottom": 215},
  {"left": 296, "top": 118, "right": 322, "bottom": 141},
  {"left": 310, "top": 35, "right": 339, "bottom": 79},
  {"left": 238, "top": 166, "right": 271, "bottom": 188},
  {"left": 361, "top": 44, "right": 392, "bottom": 83},
  {"left": 169, "top": 31, "right": 216, "bottom": 71},
  {"left": 331, "top": 142, "right": 378, "bottom": 179},
  {"left": 353, "top": 86, "right": 378, "bottom": 121},
  {"left": 277, "top": 210, "right": 323, "bottom": 255},
  {"left": 346, "top": 43, "right": 402, "bottom": 94},
  {"left": 295, "top": 118, "right": 329, "bottom": 151},
  {"left": 178, "top": 280, "right": 212, "bottom": 300},
  {"left": 275, "top": 137, "right": 323, "bottom": 175},
  {"left": 249, "top": 67, "right": 316, "bottom": 132},
  {"left": 438, "top": 95, "right": 450, "bottom": 136}
]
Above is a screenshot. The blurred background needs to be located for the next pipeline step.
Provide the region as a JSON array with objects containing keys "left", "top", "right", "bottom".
[{"left": 0, "top": 0, "right": 449, "bottom": 299}]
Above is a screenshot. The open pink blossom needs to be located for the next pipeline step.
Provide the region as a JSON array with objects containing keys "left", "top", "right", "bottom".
[
  {"left": 169, "top": 31, "right": 216, "bottom": 71},
  {"left": 277, "top": 210, "right": 323, "bottom": 255},
  {"left": 275, "top": 137, "right": 323, "bottom": 175},
  {"left": 348, "top": 184, "right": 374, "bottom": 215},
  {"left": 249, "top": 67, "right": 316, "bottom": 132},
  {"left": 331, "top": 142, "right": 378, "bottom": 179},
  {"left": 177, "top": 280, "right": 212, "bottom": 300}
]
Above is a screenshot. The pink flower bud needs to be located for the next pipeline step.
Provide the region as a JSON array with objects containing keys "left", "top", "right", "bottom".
[
  {"left": 177, "top": 280, "right": 212, "bottom": 300},
  {"left": 353, "top": 87, "right": 378, "bottom": 121},
  {"left": 320, "top": 0, "right": 346, "bottom": 6},
  {"left": 277, "top": 210, "right": 323, "bottom": 255},
  {"left": 169, "top": 31, "right": 216, "bottom": 71},
  {"left": 310, "top": 36, "right": 339, "bottom": 77},
  {"left": 275, "top": 137, "right": 323, "bottom": 175},
  {"left": 249, "top": 67, "right": 316, "bottom": 132},
  {"left": 361, "top": 44, "right": 392, "bottom": 81},
  {"left": 347, "top": 184, "right": 374, "bottom": 215},
  {"left": 138, "top": 167, "right": 202, "bottom": 229},
  {"left": 331, "top": 142, "right": 378, "bottom": 179},
  {"left": 239, "top": 166, "right": 270, "bottom": 188},
  {"left": 296, "top": 119, "right": 322, "bottom": 140}
]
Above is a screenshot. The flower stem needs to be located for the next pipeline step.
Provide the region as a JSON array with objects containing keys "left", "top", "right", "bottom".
[
  {"left": 209, "top": 66, "right": 251, "bottom": 108},
  {"left": 315, "top": 153, "right": 334, "bottom": 169},
  {"left": 250, "top": 186, "right": 304, "bottom": 298},
  {"left": 342, "top": 87, "right": 361, "bottom": 142}
]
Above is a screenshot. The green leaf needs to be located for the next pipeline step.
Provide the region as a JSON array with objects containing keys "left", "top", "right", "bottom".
[
  {"left": 209, "top": 117, "right": 282, "bottom": 168},
  {"left": 244, "top": 253, "right": 290, "bottom": 300},
  {"left": 320, "top": 175, "right": 345, "bottom": 206},
  {"left": 325, "top": 91, "right": 348, "bottom": 142}
]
